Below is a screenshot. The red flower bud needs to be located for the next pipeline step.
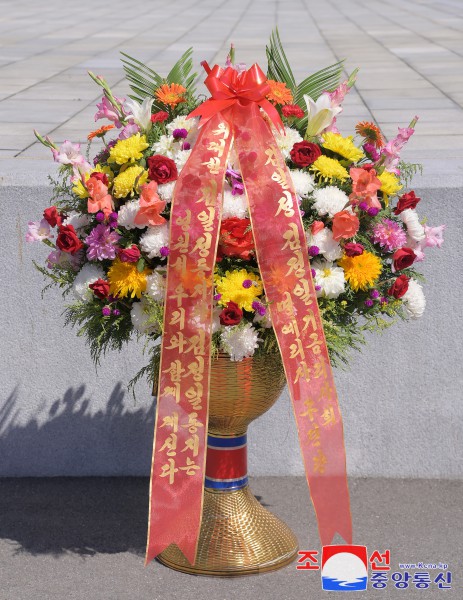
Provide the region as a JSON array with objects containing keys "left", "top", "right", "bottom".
[
  {"left": 89, "top": 171, "right": 109, "bottom": 187},
  {"left": 393, "top": 191, "right": 420, "bottom": 215},
  {"left": 388, "top": 274, "right": 410, "bottom": 298},
  {"left": 43, "top": 206, "right": 63, "bottom": 228},
  {"left": 118, "top": 244, "right": 141, "bottom": 263},
  {"left": 219, "top": 301, "right": 243, "bottom": 326},
  {"left": 393, "top": 247, "right": 416, "bottom": 271},
  {"left": 344, "top": 242, "right": 364, "bottom": 257},
  {"left": 56, "top": 225, "right": 83, "bottom": 254},
  {"left": 290, "top": 141, "right": 321, "bottom": 167},
  {"left": 89, "top": 278, "right": 110, "bottom": 300}
]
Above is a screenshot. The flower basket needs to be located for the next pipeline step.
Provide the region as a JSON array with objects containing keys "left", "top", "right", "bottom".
[{"left": 27, "top": 30, "right": 444, "bottom": 574}]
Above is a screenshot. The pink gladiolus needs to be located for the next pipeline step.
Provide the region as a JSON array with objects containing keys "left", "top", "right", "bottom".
[
  {"left": 134, "top": 181, "right": 167, "bottom": 227},
  {"left": 325, "top": 81, "right": 349, "bottom": 109},
  {"left": 51, "top": 140, "right": 86, "bottom": 168},
  {"left": 87, "top": 178, "right": 114, "bottom": 218},
  {"left": 423, "top": 224, "right": 445, "bottom": 248},
  {"left": 118, "top": 123, "right": 140, "bottom": 139},
  {"left": 381, "top": 118, "right": 418, "bottom": 173},
  {"left": 25, "top": 219, "right": 53, "bottom": 242},
  {"left": 94, "top": 96, "right": 126, "bottom": 128}
]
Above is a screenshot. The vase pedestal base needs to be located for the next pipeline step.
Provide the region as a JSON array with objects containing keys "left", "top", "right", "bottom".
[{"left": 157, "top": 485, "right": 298, "bottom": 576}]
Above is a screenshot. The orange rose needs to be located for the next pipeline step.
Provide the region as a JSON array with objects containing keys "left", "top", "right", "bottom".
[{"left": 332, "top": 210, "right": 360, "bottom": 241}]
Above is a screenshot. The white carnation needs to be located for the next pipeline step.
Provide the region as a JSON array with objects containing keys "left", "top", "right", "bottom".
[
  {"left": 152, "top": 135, "right": 175, "bottom": 158},
  {"left": 273, "top": 126, "right": 303, "bottom": 159},
  {"left": 62, "top": 211, "right": 90, "bottom": 232},
  {"left": 167, "top": 115, "right": 198, "bottom": 135},
  {"left": 312, "top": 259, "right": 345, "bottom": 299},
  {"left": 220, "top": 323, "right": 261, "bottom": 361},
  {"left": 222, "top": 188, "right": 248, "bottom": 219},
  {"left": 72, "top": 264, "right": 105, "bottom": 302},
  {"left": 400, "top": 209, "right": 425, "bottom": 242},
  {"left": 131, "top": 297, "right": 159, "bottom": 335},
  {"left": 402, "top": 279, "right": 426, "bottom": 319},
  {"left": 289, "top": 169, "right": 314, "bottom": 197},
  {"left": 139, "top": 224, "right": 170, "bottom": 259},
  {"left": 312, "top": 186, "right": 349, "bottom": 217},
  {"left": 118, "top": 199, "right": 145, "bottom": 230},
  {"left": 174, "top": 148, "right": 192, "bottom": 170},
  {"left": 145, "top": 270, "right": 166, "bottom": 302},
  {"left": 307, "top": 227, "right": 342, "bottom": 261},
  {"left": 157, "top": 181, "right": 176, "bottom": 203}
]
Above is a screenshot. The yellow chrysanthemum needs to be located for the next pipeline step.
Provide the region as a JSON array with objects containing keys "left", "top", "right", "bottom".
[
  {"left": 112, "top": 165, "right": 148, "bottom": 199},
  {"left": 378, "top": 171, "right": 402, "bottom": 199},
  {"left": 107, "top": 258, "right": 152, "bottom": 299},
  {"left": 215, "top": 269, "right": 263, "bottom": 312},
  {"left": 108, "top": 133, "right": 149, "bottom": 165},
  {"left": 338, "top": 251, "right": 382, "bottom": 291},
  {"left": 311, "top": 155, "right": 349, "bottom": 182},
  {"left": 71, "top": 165, "right": 114, "bottom": 198},
  {"left": 322, "top": 132, "right": 364, "bottom": 163}
]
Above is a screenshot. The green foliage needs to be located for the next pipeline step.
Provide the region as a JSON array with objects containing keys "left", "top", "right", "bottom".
[
  {"left": 64, "top": 300, "right": 133, "bottom": 365},
  {"left": 33, "top": 260, "right": 74, "bottom": 298},
  {"left": 398, "top": 160, "right": 423, "bottom": 188},
  {"left": 128, "top": 343, "right": 161, "bottom": 400}
]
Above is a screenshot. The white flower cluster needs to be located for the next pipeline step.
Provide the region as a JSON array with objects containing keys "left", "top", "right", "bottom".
[
  {"left": 402, "top": 279, "right": 426, "bottom": 319},
  {"left": 139, "top": 224, "right": 169, "bottom": 259},
  {"left": 220, "top": 323, "right": 261, "bottom": 361},
  {"left": 130, "top": 297, "right": 159, "bottom": 335},
  {"left": 72, "top": 264, "right": 104, "bottom": 302}
]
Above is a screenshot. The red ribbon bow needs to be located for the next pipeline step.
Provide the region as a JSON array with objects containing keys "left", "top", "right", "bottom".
[{"left": 189, "top": 62, "right": 284, "bottom": 132}]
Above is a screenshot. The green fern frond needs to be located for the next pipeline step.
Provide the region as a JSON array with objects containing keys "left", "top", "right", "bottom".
[{"left": 266, "top": 28, "right": 297, "bottom": 94}]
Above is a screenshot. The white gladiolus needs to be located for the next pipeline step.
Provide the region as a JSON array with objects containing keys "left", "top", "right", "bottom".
[
  {"left": 124, "top": 97, "right": 154, "bottom": 132},
  {"left": 400, "top": 209, "right": 425, "bottom": 242}
]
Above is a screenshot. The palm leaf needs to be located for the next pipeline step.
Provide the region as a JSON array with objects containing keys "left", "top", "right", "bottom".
[
  {"left": 266, "top": 28, "right": 297, "bottom": 95},
  {"left": 121, "top": 49, "right": 197, "bottom": 106}
]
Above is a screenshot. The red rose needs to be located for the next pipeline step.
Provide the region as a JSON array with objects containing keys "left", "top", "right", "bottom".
[
  {"left": 89, "top": 278, "right": 110, "bottom": 300},
  {"left": 219, "top": 301, "right": 243, "bottom": 326},
  {"left": 388, "top": 274, "right": 409, "bottom": 298},
  {"left": 56, "top": 225, "right": 83, "bottom": 254},
  {"left": 89, "top": 171, "right": 109, "bottom": 187},
  {"left": 147, "top": 155, "right": 178, "bottom": 184},
  {"left": 393, "top": 191, "right": 420, "bottom": 215},
  {"left": 150, "top": 111, "right": 169, "bottom": 123},
  {"left": 118, "top": 244, "right": 141, "bottom": 263},
  {"left": 281, "top": 104, "right": 305, "bottom": 119},
  {"left": 362, "top": 163, "right": 374, "bottom": 172},
  {"left": 218, "top": 217, "right": 254, "bottom": 260},
  {"left": 344, "top": 242, "right": 364, "bottom": 257},
  {"left": 290, "top": 141, "right": 321, "bottom": 167},
  {"left": 43, "top": 206, "right": 62, "bottom": 227},
  {"left": 393, "top": 247, "right": 416, "bottom": 271}
]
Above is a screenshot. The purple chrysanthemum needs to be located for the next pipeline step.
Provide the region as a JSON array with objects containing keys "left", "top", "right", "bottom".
[
  {"left": 371, "top": 218, "right": 407, "bottom": 252},
  {"left": 85, "top": 224, "right": 120, "bottom": 261}
]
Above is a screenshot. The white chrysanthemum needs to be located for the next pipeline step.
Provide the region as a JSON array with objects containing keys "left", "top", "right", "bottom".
[
  {"left": 220, "top": 323, "right": 261, "bottom": 361},
  {"left": 152, "top": 135, "right": 175, "bottom": 158},
  {"left": 167, "top": 115, "right": 198, "bottom": 135},
  {"left": 117, "top": 199, "right": 146, "bottom": 230},
  {"left": 222, "top": 188, "right": 248, "bottom": 219},
  {"left": 289, "top": 169, "right": 314, "bottom": 197},
  {"left": 402, "top": 279, "right": 426, "bottom": 319},
  {"left": 273, "top": 126, "right": 303, "bottom": 159},
  {"left": 139, "top": 224, "right": 170, "bottom": 259},
  {"left": 312, "top": 259, "right": 345, "bottom": 299},
  {"left": 253, "top": 310, "right": 272, "bottom": 329},
  {"left": 174, "top": 148, "right": 192, "bottom": 170},
  {"left": 145, "top": 270, "right": 166, "bottom": 302},
  {"left": 72, "top": 264, "right": 105, "bottom": 302},
  {"left": 130, "top": 297, "right": 159, "bottom": 335},
  {"left": 312, "top": 186, "right": 349, "bottom": 217},
  {"left": 62, "top": 211, "right": 90, "bottom": 232},
  {"left": 400, "top": 209, "right": 425, "bottom": 242},
  {"left": 212, "top": 306, "right": 222, "bottom": 334},
  {"left": 157, "top": 181, "right": 177, "bottom": 203},
  {"left": 307, "top": 227, "right": 342, "bottom": 261}
]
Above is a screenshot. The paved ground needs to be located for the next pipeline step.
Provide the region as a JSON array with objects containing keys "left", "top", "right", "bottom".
[
  {"left": 0, "top": 477, "right": 461, "bottom": 600},
  {"left": 0, "top": 0, "right": 462, "bottom": 187}
]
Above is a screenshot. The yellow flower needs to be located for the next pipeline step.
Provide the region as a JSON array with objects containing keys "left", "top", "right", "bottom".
[
  {"left": 108, "top": 133, "right": 149, "bottom": 165},
  {"left": 107, "top": 258, "right": 152, "bottom": 299},
  {"left": 338, "top": 251, "right": 382, "bottom": 291},
  {"left": 72, "top": 165, "right": 114, "bottom": 198},
  {"left": 378, "top": 171, "right": 402, "bottom": 200},
  {"left": 311, "top": 155, "right": 349, "bottom": 182},
  {"left": 112, "top": 165, "right": 148, "bottom": 198},
  {"left": 215, "top": 269, "right": 263, "bottom": 311},
  {"left": 322, "top": 132, "right": 364, "bottom": 163}
]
